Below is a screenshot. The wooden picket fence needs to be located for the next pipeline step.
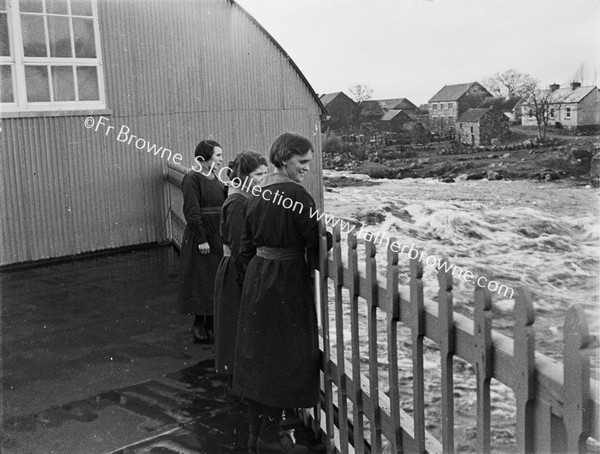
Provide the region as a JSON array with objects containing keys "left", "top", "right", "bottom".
[
  {"left": 308, "top": 222, "right": 599, "bottom": 453},
  {"left": 165, "top": 161, "right": 599, "bottom": 453}
]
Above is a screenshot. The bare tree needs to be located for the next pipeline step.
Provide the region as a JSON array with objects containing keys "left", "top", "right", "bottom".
[
  {"left": 348, "top": 84, "right": 374, "bottom": 132},
  {"left": 522, "top": 80, "right": 553, "bottom": 140},
  {"left": 483, "top": 69, "right": 537, "bottom": 98}
]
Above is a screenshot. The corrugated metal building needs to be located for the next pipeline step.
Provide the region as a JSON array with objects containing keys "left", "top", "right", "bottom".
[{"left": 0, "top": 0, "right": 325, "bottom": 266}]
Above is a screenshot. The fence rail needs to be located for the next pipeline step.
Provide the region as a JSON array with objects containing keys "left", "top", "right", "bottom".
[{"left": 165, "top": 161, "right": 599, "bottom": 453}]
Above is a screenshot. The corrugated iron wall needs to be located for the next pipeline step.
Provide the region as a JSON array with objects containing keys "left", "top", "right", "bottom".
[{"left": 0, "top": 0, "right": 323, "bottom": 266}]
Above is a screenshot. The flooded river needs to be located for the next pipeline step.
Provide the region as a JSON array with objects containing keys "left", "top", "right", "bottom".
[{"left": 321, "top": 171, "right": 599, "bottom": 452}]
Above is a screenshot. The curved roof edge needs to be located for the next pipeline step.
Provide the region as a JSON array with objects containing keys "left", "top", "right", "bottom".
[{"left": 230, "top": 0, "right": 326, "bottom": 115}]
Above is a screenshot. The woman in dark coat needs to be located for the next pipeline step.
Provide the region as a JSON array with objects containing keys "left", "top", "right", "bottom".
[
  {"left": 234, "top": 132, "right": 323, "bottom": 454},
  {"left": 214, "top": 151, "right": 267, "bottom": 377},
  {"left": 177, "top": 139, "right": 226, "bottom": 343}
]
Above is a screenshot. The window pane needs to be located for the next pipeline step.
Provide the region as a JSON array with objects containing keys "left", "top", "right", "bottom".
[
  {"left": 21, "top": 14, "right": 47, "bottom": 57},
  {"left": 1, "top": 65, "right": 13, "bottom": 102},
  {"left": 25, "top": 65, "right": 51, "bottom": 102},
  {"left": 0, "top": 0, "right": 6, "bottom": 11},
  {"left": 71, "top": 0, "right": 92, "bottom": 16},
  {"left": 46, "top": 0, "right": 68, "bottom": 15},
  {"left": 19, "top": 0, "right": 43, "bottom": 13},
  {"left": 48, "top": 16, "right": 72, "bottom": 57},
  {"left": 51, "top": 66, "right": 75, "bottom": 101},
  {"left": 0, "top": 13, "right": 9, "bottom": 56},
  {"left": 77, "top": 66, "right": 98, "bottom": 100},
  {"left": 73, "top": 18, "right": 95, "bottom": 58}
]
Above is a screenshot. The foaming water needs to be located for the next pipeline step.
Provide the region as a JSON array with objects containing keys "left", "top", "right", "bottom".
[{"left": 324, "top": 172, "right": 600, "bottom": 359}]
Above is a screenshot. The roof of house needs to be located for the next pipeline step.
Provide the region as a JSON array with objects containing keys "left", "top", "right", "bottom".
[
  {"left": 428, "top": 82, "right": 489, "bottom": 103},
  {"left": 547, "top": 86, "right": 597, "bottom": 104},
  {"left": 319, "top": 92, "right": 345, "bottom": 106},
  {"left": 377, "top": 98, "right": 417, "bottom": 111},
  {"left": 457, "top": 108, "right": 491, "bottom": 123},
  {"left": 361, "top": 100, "right": 386, "bottom": 116},
  {"left": 380, "top": 109, "right": 416, "bottom": 121},
  {"left": 393, "top": 98, "right": 418, "bottom": 110},
  {"left": 480, "top": 96, "right": 521, "bottom": 111}
]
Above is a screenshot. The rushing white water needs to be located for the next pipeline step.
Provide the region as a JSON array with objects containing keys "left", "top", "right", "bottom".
[
  {"left": 321, "top": 171, "right": 599, "bottom": 452},
  {"left": 323, "top": 170, "right": 600, "bottom": 355}
]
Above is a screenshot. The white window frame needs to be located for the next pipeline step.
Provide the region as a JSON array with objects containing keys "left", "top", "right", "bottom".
[
  {"left": 1, "top": 0, "right": 107, "bottom": 116},
  {"left": 565, "top": 106, "right": 571, "bottom": 119}
]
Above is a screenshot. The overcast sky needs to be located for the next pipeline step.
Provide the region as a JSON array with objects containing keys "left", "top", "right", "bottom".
[{"left": 235, "top": 0, "right": 599, "bottom": 105}]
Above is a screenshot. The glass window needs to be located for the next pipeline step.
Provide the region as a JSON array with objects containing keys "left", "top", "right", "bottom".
[
  {"left": 2, "top": 0, "right": 105, "bottom": 112},
  {"left": 46, "top": 0, "right": 68, "bottom": 14},
  {"left": 565, "top": 107, "right": 571, "bottom": 118},
  {"left": 77, "top": 65, "right": 98, "bottom": 100},
  {"left": 1, "top": 64, "right": 14, "bottom": 102},
  {"left": 52, "top": 66, "right": 75, "bottom": 101},
  {"left": 71, "top": 0, "right": 93, "bottom": 16},
  {"left": 73, "top": 17, "right": 96, "bottom": 58},
  {"left": 0, "top": 11, "right": 10, "bottom": 56},
  {"left": 25, "top": 65, "right": 50, "bottom": 102},
  {"left": 48, "top": 16, "right": 73, "bottom": 58},
  {"left": 21, "top": 14, "right": 47, "bottom": 57}
]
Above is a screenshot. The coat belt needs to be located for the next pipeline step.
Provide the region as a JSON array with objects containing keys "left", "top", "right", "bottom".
[{"left": 256, "top": 246, "right": 304, "bottom": 261}]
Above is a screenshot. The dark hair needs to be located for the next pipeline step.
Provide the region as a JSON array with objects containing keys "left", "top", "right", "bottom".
[
  {"left": 227, "top": 151, "right": 268, "bottom": 180},
  {"left": 194, "top": 139, "right": 221, "bottom": 161},
  {"left": 269, "top": 132, "right": 313, "bottom": 168}
]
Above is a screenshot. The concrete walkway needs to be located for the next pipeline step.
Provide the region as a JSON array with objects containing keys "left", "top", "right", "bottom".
[{"left": 0, "top": 247, "right": 320, "bottom": 454}]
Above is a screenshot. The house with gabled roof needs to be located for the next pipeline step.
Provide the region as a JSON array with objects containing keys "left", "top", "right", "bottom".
[
  {"left": 360, "top": 100, "right": 387, "bottom": 124},
  {"left": 379, "top": 109, "right": 417, "bottom": 133},
  {"left": 378, "top": 98, "right": 418, "bottom": 112},
  {"left": 320, "top": 92, "right": 357, "bottom": 132},
  {"left": 456, "top": 108, "right": 509, "bottom": 147},
  {"left": 480, "top": 96, "right": 522, "bottom": 124},
  {"left": 428, "top": 82, "right": 492, "bottom": 133},
  {"left": 521, "top": 82, "right": 600, "bottom": 131}
]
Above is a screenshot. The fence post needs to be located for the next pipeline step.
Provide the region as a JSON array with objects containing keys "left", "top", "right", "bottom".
[
  {"left": 387, "top": 238, "right": 403, "bottom": 453},
  {"left": 513, "top": 287, "right": 536, "bottom": 454},
  {"left": 437, "top": 258, "right": 454, "bottom": 454},
  {"left": 332, "top": 225, "right": 350, "bottom": 454},
  {"left": 348, "top": 231, "right": 365, "bottom": 453},
  {"left": 365, "top": 240, "right": 382, "bottom": 453},
  {"left": 474, "top": 283, "right": 492, "bottom": 454},
  {"left": 563, "top": 305, "right": 591, "bottom": 453},
  {"left": 410, "top": 257, "right": 426, "bottom": 453},
  {"left": 318, "top": 220, "right": 335, "bottom": 452}
]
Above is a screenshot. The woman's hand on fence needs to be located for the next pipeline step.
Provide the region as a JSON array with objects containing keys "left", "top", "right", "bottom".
[{"left": 198, "top": 242, "right": 211, "bottom": 255}]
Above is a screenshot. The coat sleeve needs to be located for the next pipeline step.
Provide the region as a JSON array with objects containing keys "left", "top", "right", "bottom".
[
  {"left": 239, "top": 200, "right": 257, "bottom": 269},
  {"left": 226, "top": 198, "right": 247, "bottom": 280},
  {"left": 292, "top": 187, "right": 320, "bottom": 249},
  {"left": 182, "top": 174, "right": 208, "bottom": 244}
]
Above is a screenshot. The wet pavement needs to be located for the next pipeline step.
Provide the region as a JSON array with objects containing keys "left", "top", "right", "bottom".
[{"left": 0, "top": 246, "right": 320, "bottom": 454}]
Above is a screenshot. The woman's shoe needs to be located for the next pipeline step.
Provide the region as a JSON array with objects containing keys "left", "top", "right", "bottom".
[
  {"left": 193, "top": 324, "right": 210, "bottom": 343},
  {"left": 256, "top": 434, "right": 307, "bottom": 453}
]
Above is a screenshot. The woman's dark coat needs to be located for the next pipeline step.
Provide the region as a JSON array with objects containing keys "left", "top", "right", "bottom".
[
  {"left": 177, "top": 170, "right": 226, "bottom": 315},
  {"left": 233, "top": 173, "right": 320, "bottom": 409},
  {"left": 214, "top": 191, "right": 248, "bottom": 375}
]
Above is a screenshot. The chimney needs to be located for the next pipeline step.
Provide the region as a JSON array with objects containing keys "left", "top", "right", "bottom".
[
  {"left": 549, "top": 83, "right": 560, "bottom": 92},
  {"left": 571, "top": 82, "right": 582, "bottom": 90}
]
